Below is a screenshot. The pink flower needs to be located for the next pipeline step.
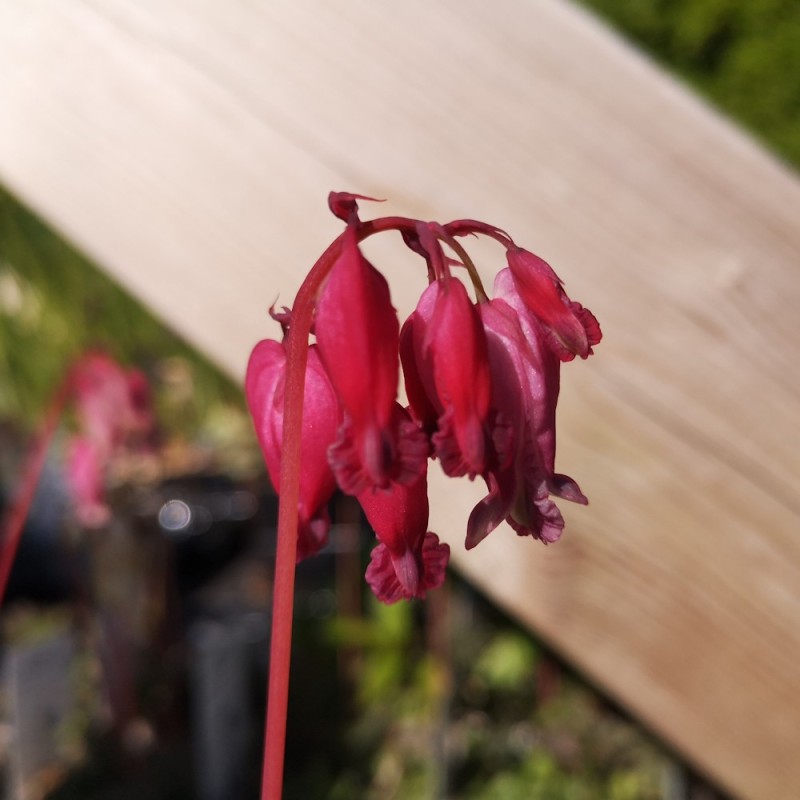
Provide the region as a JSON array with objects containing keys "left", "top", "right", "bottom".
[
  {"left": 359, "top": 440, "right": 449, "bottom": 603},
  {"left": 245, "top": 196, "right": 602, "bottom": 604},
  {"left": 66, "top": 437, "right": 111, "bottom": 529},
  {"left": 315, "top": 226, "right": 427, "bottom": 494},
  {"left": 399, "top": 285, "right": 440, "bottom": 438},
  {"left": 401, "top": 280, "right": 512, "bottom": 480},
  {"left": 64, "top": 352, "right": 157, "bottom": 528},
  {"left": 245, "top": 340, "right": 340, "bottom": 561},
  {"left": 70, "top": 353, "right": 155, "bottom": 450},
  {"left": 466, "top": 270, "right": 587, "bottom": 548},
  {"left": 506, "top": 247, "right": 601, "bottom": 361},
  {"left": 427, "top": 278, "right": 493, "bottom": 477},
  {"left": 71, "top": 353, "right": 136, "bottom": 451}
]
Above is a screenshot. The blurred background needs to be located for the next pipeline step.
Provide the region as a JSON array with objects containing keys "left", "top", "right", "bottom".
[{"left": 0, "top": 0, "right": 798, "bottom": 798}]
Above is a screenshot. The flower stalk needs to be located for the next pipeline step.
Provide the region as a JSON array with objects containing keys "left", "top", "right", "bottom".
[
  {"left": 0, "top": 352, "right": 156, "bottom": 606},
  {"left": 260, "top": 234, "right": 344, "bottom": 800}
]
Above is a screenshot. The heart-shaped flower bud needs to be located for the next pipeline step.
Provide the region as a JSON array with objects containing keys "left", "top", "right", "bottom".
[
  {"left": 316, "top": 227, "right": 426, "bottom": 494},
  {"left": 506, "top": 247, "right": 601, "bottom": 361},
  {"left": 404, "top": 279, "right": 510, "bottom": 480}
]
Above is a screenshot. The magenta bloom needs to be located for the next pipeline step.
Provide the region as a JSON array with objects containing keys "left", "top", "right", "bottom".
[
  {"left": 245, "top": 194, "right": 602, "bottom": 604},
  {"left": 72, "top": 353, "right": 139, "bottom": 451},
  {"left": 66, "top": 437, "right": 111, "bottom": 529},
  {"left": 246, "top": 340, "right": 340, "bottom": 561},
  {"left": 402, "top": 280, "right": 511, "bottom": 479},
  {"left": 399, "top": 284, "right": 440, "bottom": 438},
  {"left": 64, "top": 352, "right": 157, "bottom": 528},
  {"left": 506, "top": 247, "right": 601, "bottom": 361},
  {"left": 466, "top": 276, "right": 587, "bottom": 548},
  {"left": 359, "top": 452, "right": 449, "bottom": 603},
  {"left": 315, "top": 226, "right": 427, "bottom": 494},
  {"left": 427, "top": 279, "right": 494, "bottom": 477}
]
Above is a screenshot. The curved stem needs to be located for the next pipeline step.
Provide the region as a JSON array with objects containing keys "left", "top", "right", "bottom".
[
  {"left": 0, "top": 370, "right": 73, "bottom": 605},
  {"left": 260, "top": 233, "right": 344, "bottom": 800},
  {"left": 439, "top": 234, "right": 488, "bottom": 302}
]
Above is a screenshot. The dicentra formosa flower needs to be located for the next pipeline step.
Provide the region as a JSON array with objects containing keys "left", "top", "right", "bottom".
[
  {"left": 245, "top": 194, "right": 601, "bottom": 603},
  {"left": 246, "top": 340, "right": 339, "bottom": 561}
]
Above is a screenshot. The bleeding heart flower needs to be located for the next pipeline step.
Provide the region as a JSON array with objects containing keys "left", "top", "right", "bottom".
[
  {"left": 71, "top": 353, "right": 137, "bottom": 451},
  {"left": 506, "top": 247, "right": 601, "bottom": 361},
  {"left": 245, "top": 195, "right": 602, "bottom": 605},
  {"left": 402, "top": 279, "right": 511, "bottom": 480},
  {"left": 66, "top": 437, "right": 111, "bottom": 529},
  {"left": 242, "top": 196, "right": 605, "bottom": 800},
  {"left": 315, "top": 226, "right": 427, "bottom": 494},
  {"left": 246, "top": 339, "right": 340, "bottom": 561},
  {"left": 466, "top": 271, "right": 587, "bottom": 549},
  {"left": 64, "top": 352, "right": 158, "bottom": 528}
]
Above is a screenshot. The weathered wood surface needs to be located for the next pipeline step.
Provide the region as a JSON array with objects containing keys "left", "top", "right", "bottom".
[{"left": 1, "top": 2, "right": 799, "bottom": 797}]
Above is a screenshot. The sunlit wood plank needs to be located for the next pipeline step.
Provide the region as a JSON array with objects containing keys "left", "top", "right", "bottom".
[{"left": 1, "top": 2, "right": 799, "bottom": 797}]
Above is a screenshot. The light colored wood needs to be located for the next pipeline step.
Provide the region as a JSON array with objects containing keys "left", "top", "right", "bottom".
[{"left": 1, "top": 1, "right": 800, "bottom": 797}]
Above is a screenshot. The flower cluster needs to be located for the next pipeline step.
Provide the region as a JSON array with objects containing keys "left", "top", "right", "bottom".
[
  {"left": 246, "top": 194, "right": 601, "bottom": 604},
  {"left": 66, "top": 352, "right": 156, "bottom": 527}
]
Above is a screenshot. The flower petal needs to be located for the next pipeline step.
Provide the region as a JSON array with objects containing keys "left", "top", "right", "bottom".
[
  {"left": 245, "top": 339, "right": 340, "bottom": 561},
  {"left": 328, "top": 405, "right": 428, "bottom": 496},
  {"left": 316, "top": 227, "right": 426, "bottom": 490},
  {"left": 358, "top": 452, "right": 449, "bottom": 603},
  {"left": 493, "top": 270, "right": 560, "bottom": 472},
  {"left": 66, "top": 437, "right": 111, "bottom": 529},
  {"left": 506, "top": 247, "right": 601, "bottom": 361},
  {"left": 399, "top": 309, "right": 439, "bottom": 437},
  {"left": 469, "top": 291, "right": 588, "bottom": 545},
  {"left": 72, "top": 353, "right": 137, "bottom": 450},
  {"left": 365, "top": 534, "right": 449, "bottom": 604},
  {"left": 466, "top": 470, "right": 515, "bottom": 550}
]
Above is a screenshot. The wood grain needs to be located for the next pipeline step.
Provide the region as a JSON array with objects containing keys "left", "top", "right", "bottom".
[{"left": 1, "top": 1, "right": 799, "bottom": 797}]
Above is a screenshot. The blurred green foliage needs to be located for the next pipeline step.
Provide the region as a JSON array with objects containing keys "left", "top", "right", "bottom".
[
  {"left": 318, "top": 588, "right": 666, "bottom": 800},
  {"left": 581, "top": 0, "right": 800, "bottom": 168}
]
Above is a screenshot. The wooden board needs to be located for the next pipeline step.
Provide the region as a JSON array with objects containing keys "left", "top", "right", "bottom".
[{"left": 1, "top": 2, "right": 799, "bottom": 797}]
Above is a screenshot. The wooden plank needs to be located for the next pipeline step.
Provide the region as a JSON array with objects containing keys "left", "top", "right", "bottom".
[{"left": 1, "top": 1, "right": 799, "bottom": 797}]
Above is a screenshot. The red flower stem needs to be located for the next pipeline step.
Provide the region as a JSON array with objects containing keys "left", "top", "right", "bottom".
[
  {"left": 0, "top": 370, "right": 73, "bottom": 606},
  {"left": 260, "top": 214, "right": 424, "bottom": 800},
  {"left": 260, "top": 233, "right": 345, "bottom": 800}
]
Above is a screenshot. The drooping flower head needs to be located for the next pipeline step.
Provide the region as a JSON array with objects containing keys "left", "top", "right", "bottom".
[
  {"left": 246, "top": 194, "right": 601, "bottom": 603},
  {"left": 465, "top": 286, "right": 587, "bottom": 549}
]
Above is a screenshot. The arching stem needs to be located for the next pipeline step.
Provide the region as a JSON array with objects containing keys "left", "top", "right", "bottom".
[{"left": 260, "top": 233, "right": 344, "bottom": 800}]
